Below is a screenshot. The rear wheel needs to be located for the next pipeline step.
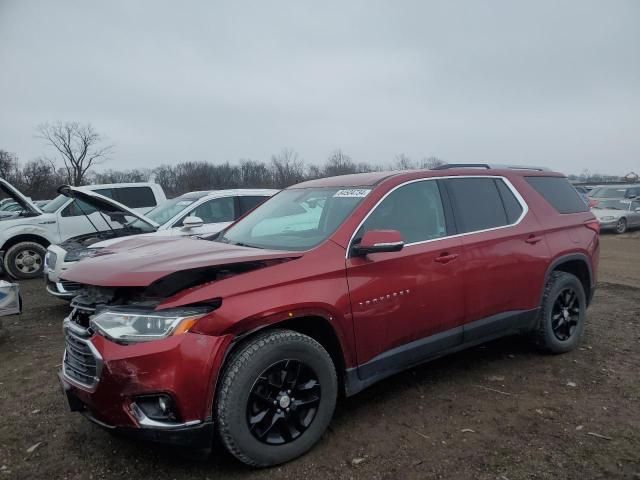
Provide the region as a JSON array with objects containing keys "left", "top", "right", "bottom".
[
  {"left": 4, "top": 241, "right": 47, "bottom": 279},
  {"left": 216, "top": 329, "right": 337, "bottom": 467},
  {"left": 533, "top": 271, "right": 586, "bottom": 353},
  {"left": 615, "top": 218, "right": 627, "bottom": 234}
]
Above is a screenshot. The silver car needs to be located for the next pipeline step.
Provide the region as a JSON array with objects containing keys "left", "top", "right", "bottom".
[{"left": 592, "top": 198, "right": 640, "bottom": 234}]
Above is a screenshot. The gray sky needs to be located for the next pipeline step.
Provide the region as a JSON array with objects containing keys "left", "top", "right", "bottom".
[{"left": 1, "top": 0, "right": 639, "bottom": 175}]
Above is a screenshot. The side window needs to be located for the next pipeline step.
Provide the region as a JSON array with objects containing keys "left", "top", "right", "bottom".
[
  {"left": 93, "top": 188, "right": 114, "bottom": 199},
  {"left": 631, "top": 200, "right": 640, "bottom": 211},
  {"left": 446, "top": 178, "right": 509, "bottom": 233},
  {"left": 495, "top": 179, "right": 524, "bottom": 224},
  {"left": 238, "top": 196, "right": 269, "bottom": 217},
  {"left": 61, "top": 199, "right": 97, "bottom": 217},
  {"left": 180, "top": 197, "right": 235, "bottom": 225},
  {"left": 113, "top": 187, "right": 156, "bottom": 208},
  {"left": 356, "top": 181, "right": 446, "bottom": 244},
  {"left": 525, "top": 177, "right": 589, "bottom": 214}
]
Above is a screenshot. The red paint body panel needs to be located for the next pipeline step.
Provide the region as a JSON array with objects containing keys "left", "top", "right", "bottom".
[{"left": 61, "top": 235, "right": 302, "bottom": 287}]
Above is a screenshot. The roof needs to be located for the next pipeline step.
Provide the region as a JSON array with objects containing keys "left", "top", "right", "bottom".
[{"left": 290, "top": 165, "right": 564, "bottom": 189}]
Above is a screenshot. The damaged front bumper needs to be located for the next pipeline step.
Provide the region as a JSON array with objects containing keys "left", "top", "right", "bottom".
[{"left": 59, "top": 319, "right": 231, "bottom": 449}]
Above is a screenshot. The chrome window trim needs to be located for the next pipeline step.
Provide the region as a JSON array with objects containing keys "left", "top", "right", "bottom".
[{"left": 346, "top": 175, "right": 529, "bottom": 259}]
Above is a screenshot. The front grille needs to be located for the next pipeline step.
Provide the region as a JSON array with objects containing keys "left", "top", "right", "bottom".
[
  {"left": 60, "top": 280, "right": 82, "bottom": 292},
  {"left": 64, "top": 330, "right": 100, "bottom": 389}
]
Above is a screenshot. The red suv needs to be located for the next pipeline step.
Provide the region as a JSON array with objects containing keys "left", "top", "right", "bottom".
[{"left": 59, "top": 165, "right": 599, "bottom": 466}]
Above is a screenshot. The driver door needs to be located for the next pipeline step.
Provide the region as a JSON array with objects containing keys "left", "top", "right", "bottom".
[{"left": 346, "top": 180, "right": 465, "bottom": 378}]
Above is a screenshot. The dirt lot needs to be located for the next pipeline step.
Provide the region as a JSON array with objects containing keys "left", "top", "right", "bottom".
[{"left": 1, "top": 234, "right": 639, "bottom": 480}]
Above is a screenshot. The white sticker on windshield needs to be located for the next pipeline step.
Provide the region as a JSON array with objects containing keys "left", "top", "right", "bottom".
[{"left": 333, "top": 189, "right": 371, "bottom": 198}]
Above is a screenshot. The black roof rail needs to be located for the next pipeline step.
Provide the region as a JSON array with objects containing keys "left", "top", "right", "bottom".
[
  {"left": 432, "top": 163, "right": 551, "bottom": 172},
  {"left": 431, "top": 163, "right": 491, "bottom": 170}
]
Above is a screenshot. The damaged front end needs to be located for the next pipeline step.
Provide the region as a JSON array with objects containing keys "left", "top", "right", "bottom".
[{"left": 59, "top": 247, "right": 298, "bottom": 448}]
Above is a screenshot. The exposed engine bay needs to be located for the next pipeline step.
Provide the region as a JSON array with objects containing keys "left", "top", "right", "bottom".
[{"left": 67, "top": 259, "right": 291, "bottom": 328}]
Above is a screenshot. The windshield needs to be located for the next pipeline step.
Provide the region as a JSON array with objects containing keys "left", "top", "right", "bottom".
[
  {"left": 219, "top": 187, "right": 370, "bottom": 251},
  {"left": 595, "top": 199, "right": 631, "bottom": 210},
  {"left": 129, "top": 197, "right": 196, "bottom": 228},
  {"left": 41, "top": 194, "right": 69, "bottom": 213},
  {"left": 591, "top": 187, "right": 629, "bottom": 199}
]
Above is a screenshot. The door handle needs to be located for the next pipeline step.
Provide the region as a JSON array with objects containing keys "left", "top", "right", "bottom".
[
  {"left": 434, "top": 253, "right": 459, "bottom": 264},
  {"left": 525, "top": 235, "right": 543, "bottom": 245}
]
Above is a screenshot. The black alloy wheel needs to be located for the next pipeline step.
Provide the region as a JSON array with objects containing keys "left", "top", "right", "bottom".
[
  {"left": 551, "top": 288, "right": 580, "bottom": 341},
  {"left": 247, "top": 359, "right": 321, "bottom": 445}
]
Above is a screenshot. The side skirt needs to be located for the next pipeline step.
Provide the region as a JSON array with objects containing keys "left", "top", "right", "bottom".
[{"left": 344, "top": 308, "right": 539, "bottom": 396}]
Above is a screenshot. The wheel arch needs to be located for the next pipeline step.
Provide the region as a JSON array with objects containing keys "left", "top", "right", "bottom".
[
  {"left": 544, "top": 253, "right": 594, "bottom": 306},
  {"left": 1, "top": 233, "right": 51, "bottom": 253},
  {"left": 211, "top": 313, "right": 349, "bottom": 414}
]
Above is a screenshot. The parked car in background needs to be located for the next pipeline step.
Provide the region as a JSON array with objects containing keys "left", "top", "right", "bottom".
[
  {"left": 59, "top": 165, "right": 598, "bottom": 466},
  {"left": 45, "top": 188, "right": 277, "bottom": 298},
  {"left": 588, "top": 184, "right": 640, "bottom": 202},
  {"left": 592, "top": 198, "right": 640, "bottom": 234},
  {"left": 0, "top": 180, "right": 166, "bottom": 279}
]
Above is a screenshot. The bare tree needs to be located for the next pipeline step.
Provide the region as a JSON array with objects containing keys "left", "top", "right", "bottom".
[
  {"left": 37, "top": 122, "right": 113, "bottom": 186},
  {"left": 419, "top": 156, "right": 446, "bottom": 169},
  {"left": 323, "top": 150, "right": 357, "bottom": 177},
  {"left": 0, "top": 150, "right": 19, "bottom": 181},
  {"left": 394, "top": 153, "right": 415, "bottom": 170},
  {"left": 270, "top": 149, "right": 305, "bottom": 188}
]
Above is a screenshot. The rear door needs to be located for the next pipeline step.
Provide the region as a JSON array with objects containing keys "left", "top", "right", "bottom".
[
  {"left": 347, "top": 179, "right": 465, "bottom": 375},
  {"left": 443, "top": 176, "right": 550, "bottom": 341}
]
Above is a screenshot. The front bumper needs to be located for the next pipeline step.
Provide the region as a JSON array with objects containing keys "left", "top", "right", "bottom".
[
  {"left": 60, "top": 322, "right": 231, "bottom": 448},
  {"left": 60, "top": 370, "right": 215, "bottom": 448}
]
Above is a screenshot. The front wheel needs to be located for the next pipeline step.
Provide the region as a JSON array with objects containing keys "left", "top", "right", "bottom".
[
  {"left": 615, "top": 218, "right": 627, "bottom": 234},
  {"left": 216, "top": 329, "right": 337, "bottom": 467},
  {"left": 4, "top": 241, "right": 47, "bottom": 279}
]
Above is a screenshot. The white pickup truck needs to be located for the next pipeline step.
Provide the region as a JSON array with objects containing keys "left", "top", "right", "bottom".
[{"left": 0, "top": 179, "right": 166, "bottom": 279}]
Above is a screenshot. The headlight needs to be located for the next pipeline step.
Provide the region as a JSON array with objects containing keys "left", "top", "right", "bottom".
[
  {"left": 64, "top": 247, "right": 103, "bottom": 263},
  {"left": 599, "top": 216, "right": 615, "bottom": 221},
  {"left": 90, "top": 307, "right": 212, "bottom": 343},
  {"left": 44, "top": 251, "right": 57, "bottom": 269}
]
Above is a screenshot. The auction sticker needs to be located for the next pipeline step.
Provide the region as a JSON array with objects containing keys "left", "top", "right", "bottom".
[{"left": 333, "top": 189, "right": 371, "bottom": 198}]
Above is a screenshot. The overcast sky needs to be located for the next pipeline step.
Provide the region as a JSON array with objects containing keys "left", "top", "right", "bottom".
[{"left": 1, "top": 0, "right": 638, "bottom": 175}]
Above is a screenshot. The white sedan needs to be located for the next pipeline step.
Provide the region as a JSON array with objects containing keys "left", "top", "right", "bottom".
[{"left": 44, "top": 187, "right": 277, "bottom": 299}]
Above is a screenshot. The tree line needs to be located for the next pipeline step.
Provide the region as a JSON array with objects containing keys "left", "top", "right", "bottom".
[{"left": 0, "top": 146, "right": 446, "bottom": 200}]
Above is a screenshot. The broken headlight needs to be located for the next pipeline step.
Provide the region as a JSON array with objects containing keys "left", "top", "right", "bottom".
[{"left": 90, "top": 306, "right": 212, "bottom": 343}]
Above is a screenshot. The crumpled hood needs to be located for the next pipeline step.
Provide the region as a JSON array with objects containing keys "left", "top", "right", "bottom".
[{"left": 61, "top": 236, "right": 302, "bottom": 287}]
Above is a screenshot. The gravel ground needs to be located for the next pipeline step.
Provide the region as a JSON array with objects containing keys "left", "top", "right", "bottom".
[{"left": 0, "top": 234, "right": 639, "bottom": 479}]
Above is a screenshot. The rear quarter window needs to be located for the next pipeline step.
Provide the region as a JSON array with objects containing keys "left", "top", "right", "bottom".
[{"left": 525, "top": 177, "right": 589, "bottom": 214}]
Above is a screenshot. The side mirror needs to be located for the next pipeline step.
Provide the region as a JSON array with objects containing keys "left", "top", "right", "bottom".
[
  {"left": 352, "top": 229, "right": 404, "bottom": 256},
  {"left": 182, "top": 216, "right": 204, "bottom": 229}
]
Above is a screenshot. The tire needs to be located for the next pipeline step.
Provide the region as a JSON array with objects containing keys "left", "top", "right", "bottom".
[
  {"left": 4, "top": 241, "right": 47, "bottom": 279},
  {"left": 615, "top": 218, "right": 627, "bottom": 234},
  {"left": 533, "top": 271, "right": 586, "bottom": 354},
  {"left": 216, "top": 329, "right": 337, "bottom": 467}
]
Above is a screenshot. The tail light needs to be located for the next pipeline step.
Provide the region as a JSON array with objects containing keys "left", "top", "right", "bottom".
[{"left": 585, "top": 220, "right": 600, "bottom": 234}]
